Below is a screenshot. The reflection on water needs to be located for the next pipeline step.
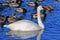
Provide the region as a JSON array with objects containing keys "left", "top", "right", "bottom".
[{"left": 5, "top": 30, "right": 40, "bottom": 39}]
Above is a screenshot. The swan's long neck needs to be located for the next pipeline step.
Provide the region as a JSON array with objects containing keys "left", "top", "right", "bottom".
[
  {"left": 37, "top": 6, "right": 44, "bottom": 40},
  {"left": 37, "top": 6, "right": 44, "bottom": 29}
]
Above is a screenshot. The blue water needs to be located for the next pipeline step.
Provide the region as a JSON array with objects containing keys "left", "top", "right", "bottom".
[{"left": 0, "top": 0, "right": 60, "bottom": 40}]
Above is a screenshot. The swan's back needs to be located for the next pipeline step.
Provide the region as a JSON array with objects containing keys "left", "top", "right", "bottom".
[{"left": 8, "top": 20, "right": 41, "bottom": 31}]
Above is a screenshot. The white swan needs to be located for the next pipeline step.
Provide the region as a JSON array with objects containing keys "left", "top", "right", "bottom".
[{"left": 4, "top": 6, "right": 44, "bottom": 40}]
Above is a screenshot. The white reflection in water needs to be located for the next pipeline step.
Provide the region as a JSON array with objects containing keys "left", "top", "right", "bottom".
[{"left": 5, "top": 30, "right": 40, "bottom": 39}]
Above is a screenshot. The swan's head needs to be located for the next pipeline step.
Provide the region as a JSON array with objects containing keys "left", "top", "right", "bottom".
[{"left": 37, "top": 6, "right": 43, "bottom": 11}]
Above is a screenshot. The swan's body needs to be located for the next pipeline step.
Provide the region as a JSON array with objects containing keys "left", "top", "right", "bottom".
[
  {"left": 8, "top": 20, "right": 41, "bottom": 31},
  {"left": 4, "top": 6, "right": 44, "bottom": 40}
]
